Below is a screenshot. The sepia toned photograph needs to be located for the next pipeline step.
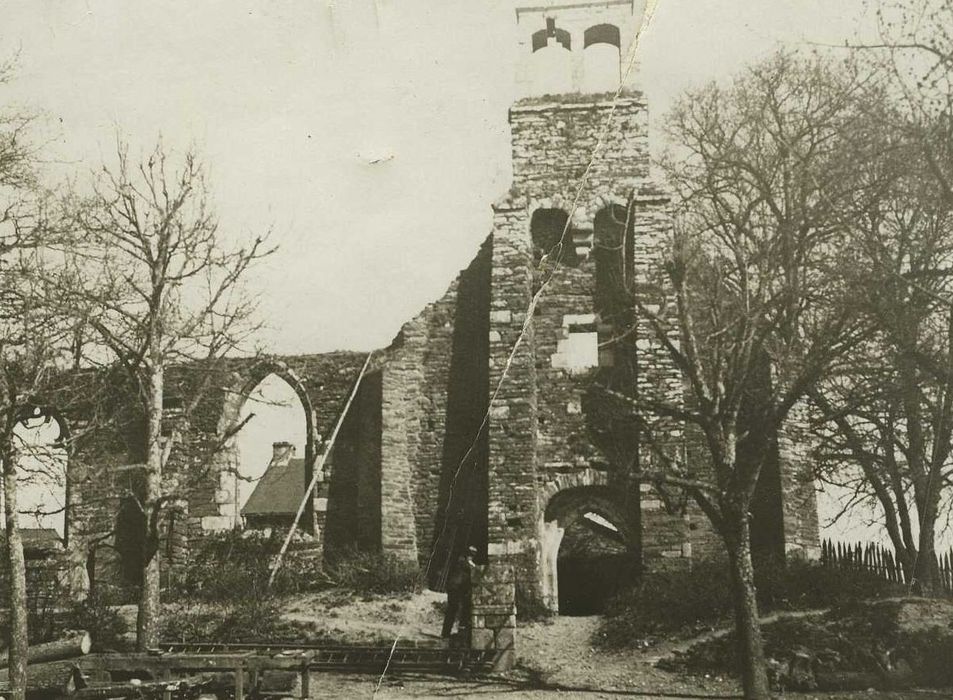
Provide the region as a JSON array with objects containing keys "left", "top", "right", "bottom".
[{"left": 1, "top": 1, "right": 953, "bottom": 698}]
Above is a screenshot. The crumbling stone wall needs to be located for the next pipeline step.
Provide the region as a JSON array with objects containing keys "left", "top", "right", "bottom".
[
  {"left": 373, "top": 239, "right": 491, "bottom": 570},
  {"left": 62, "top": 352, "right": 369, "bottom": 592}
]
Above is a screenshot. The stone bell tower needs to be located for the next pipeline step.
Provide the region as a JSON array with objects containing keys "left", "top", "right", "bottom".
[{"left": 475, "top": 0, "right": 689, "bottom": 628}]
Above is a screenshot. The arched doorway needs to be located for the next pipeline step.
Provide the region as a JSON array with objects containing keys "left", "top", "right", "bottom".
[{"left": 541, "top": 485, "right": 637, "bottom": 615}]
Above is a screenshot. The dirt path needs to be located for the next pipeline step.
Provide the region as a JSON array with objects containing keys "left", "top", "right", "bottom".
[
  {"left": 514, "top": 616, "right": 740, "bottom": 697},
  {"left": 292, "top": 606, "right": 941, "bottom": 699}
]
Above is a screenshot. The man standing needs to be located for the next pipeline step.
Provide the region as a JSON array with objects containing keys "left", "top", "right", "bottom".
[{"left": 441, "top": 545, "right": 478, "bottom": 638}]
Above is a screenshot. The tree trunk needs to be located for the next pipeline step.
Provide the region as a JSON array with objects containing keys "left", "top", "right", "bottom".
[
  {"left": 725, "top": 516, "right": 771, "bottom": 699},
  {"left": 1, "top": 440, "right": 28, "bottom": 700},
  {"left": 912, "top": 494, "right": 942, "bottom": 596},
  {"left": 136, "top": 550, "right": 161, "bottom": 649},
  {"left": 136, "top": 362, "right": 163, "bottom": 650}
]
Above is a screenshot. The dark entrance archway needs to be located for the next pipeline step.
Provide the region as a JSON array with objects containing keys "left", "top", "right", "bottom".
[
  {"left": 541, "top": 485, "right": 638, "bottom": 615},
  {"left": 557, "top": 510, "right": 631, "bottom": 615}
]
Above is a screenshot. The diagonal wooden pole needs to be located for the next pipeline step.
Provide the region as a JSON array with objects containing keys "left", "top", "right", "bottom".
[{"left": 267, "top": 351, "right": 373, "bottom": 589}]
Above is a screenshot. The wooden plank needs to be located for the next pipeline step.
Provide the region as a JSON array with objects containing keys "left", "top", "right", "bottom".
[
  {"left": 161, "top": 669, "right": 172, "bottom": 700},
  {"left": 235, "top": 664, "right": 244, "bottom": 700}
]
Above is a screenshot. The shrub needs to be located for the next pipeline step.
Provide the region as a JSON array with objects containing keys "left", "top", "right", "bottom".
[
  {"left": 0, "top": 588, "right": 129, "bottom": 651},
  {"left": 168, "top": 532, "right": 418, "bottom": 602},
  {"left": 159, "top": 598, "right": 343, "bottom": 645},
  {"left": 160, "top": 599, "right": 288, "bottom": 644},
  {"left": 323, "top": 547, "right": 419, "bottom": 595},
  {"left": 62, "top": 591, "right": 129, "bottom": 651},
  {"left": 754, "top": 555, "right": 905, "bottom": 611},
  {"left": 597, "top": 559, "right": 734, "bottom": 647},
  {"left": 167, "top": 530, "right": 284, "bottom": 602}
]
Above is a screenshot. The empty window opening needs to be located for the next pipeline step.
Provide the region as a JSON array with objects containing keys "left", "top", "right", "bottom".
[
  {"left": 582, "top": 24, "right": 622, "bottom": 94},
  {"left": 532, "top": 18, "right": 571, "bottom": 52},
  {"left": 2, "top": 408, "right": 69, "bottom": 542},
  {"left": 583, "top": 24, "right": 621, "bottom": 48},
  {"left": 594, "top": 205, "right": 632, "bottom": 325},
  {"left": 529, "top": 20, "right": 573, "bottom": 95},
  {"left": 235, "top": 373, "right": 308, "bottom": 525},
  {"left": 532, "top": 208, "right": 580, "bottom": 268},
  {"left": 552, "top": 316, "right": 599, "bottom": 373}
]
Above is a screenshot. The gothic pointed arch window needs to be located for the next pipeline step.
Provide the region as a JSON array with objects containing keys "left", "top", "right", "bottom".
[{"left": 235, "top": 372, "right": 309, "bottom": 528}]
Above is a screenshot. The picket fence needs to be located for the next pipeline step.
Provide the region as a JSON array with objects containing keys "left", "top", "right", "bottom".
[{"left": 820, "top": 538, "right": 953, "bottom": 595}]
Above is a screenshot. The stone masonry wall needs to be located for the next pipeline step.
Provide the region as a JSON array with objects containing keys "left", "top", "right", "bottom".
[
  {"left": 376, "top": 239, "right": 491, "bottom": 570},
  {"left": 496, "top": 94, "right": 697, "bottom": 609},
  {"left": 778, "top": 398, "right": 821, "bottom": 559},
  {"left": 487, "top": 201, "right": 540, "bottom": 601},
  {"left": 503, "top": 98, "right": 649, "bottom": 608},
  {"left": 629, "top": 191, "right": 700, "bottom": 570},
  {"left": 510, "top": 94, "right": 650, "bottom": 205}
]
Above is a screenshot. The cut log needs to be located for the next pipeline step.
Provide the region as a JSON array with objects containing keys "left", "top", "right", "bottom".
[{"left": 0, "top": 631, "right": 92, "bottom": 669}]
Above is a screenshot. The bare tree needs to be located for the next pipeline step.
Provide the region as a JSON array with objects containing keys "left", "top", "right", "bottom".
[
  {"left": 66, "top": 137, "right": 271, "bottom": 649},
  {"left": 0, "top": 57, "right": 80, "bottom": 698},
  {"left": 864, "top": 0, "right": 953, "bottom": 198},
  {"left": 810, "top": 106, "right": 953, "bottom": 594},
  {"left": 600, "top": 52, "right": 876, "bottom": 697}
]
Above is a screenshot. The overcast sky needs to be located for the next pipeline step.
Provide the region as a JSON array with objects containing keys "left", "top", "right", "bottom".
[
  {"left": 1, "top": 0, "right": 880, "bottom": 354},
  {"left": 5, "top": 1, "right": 930, "bottom": 545}
]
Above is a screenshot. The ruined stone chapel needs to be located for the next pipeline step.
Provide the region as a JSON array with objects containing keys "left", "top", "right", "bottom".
[{"left": 36, "top": 0, "right": 820, "bottom": 624}]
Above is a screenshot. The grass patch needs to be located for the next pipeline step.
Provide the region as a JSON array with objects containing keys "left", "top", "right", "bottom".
[
  {"left": 660, "top": 600, "right": 953, "bottom": 690},
  {"left": 158, "top": 534, "right": 418, "bottom": 644},
  {"left": 597, "top": 557, "right": 905, "bottom": 649}
]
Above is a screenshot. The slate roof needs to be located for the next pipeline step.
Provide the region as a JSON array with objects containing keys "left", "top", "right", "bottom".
[{"left": 241, "top": 457, "right": 306, "bottom": 517}]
